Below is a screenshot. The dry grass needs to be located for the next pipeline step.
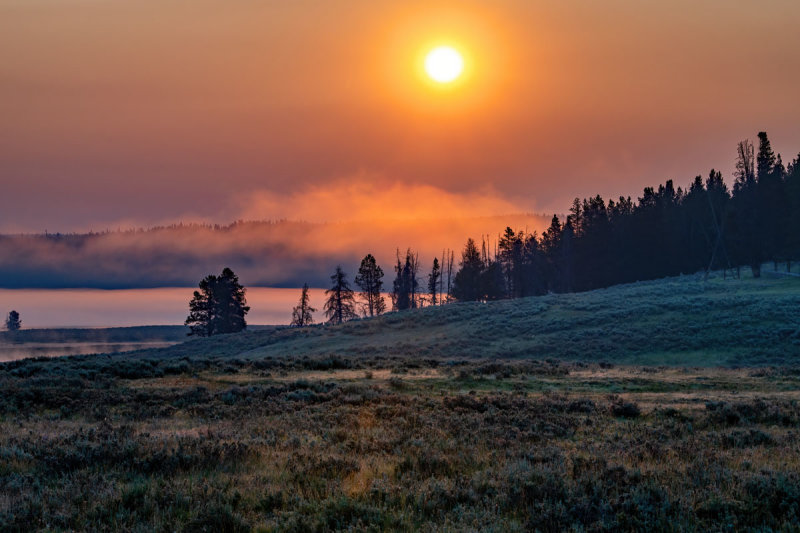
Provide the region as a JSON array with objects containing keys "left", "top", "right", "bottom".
[{"left": 2, "top": 358, "right": 800, "bottom": 531}]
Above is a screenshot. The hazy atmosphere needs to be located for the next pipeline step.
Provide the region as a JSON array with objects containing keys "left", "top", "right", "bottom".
[
  {"left": 2, "top": 2, "right": 800, "bottom": 531},
  {"left": 2, "top": 1, "right": 800, "bottom": 232}
]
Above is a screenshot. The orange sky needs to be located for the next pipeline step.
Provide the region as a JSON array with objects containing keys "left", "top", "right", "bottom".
[{"left": 1, "top": 0, "right": 799, "bottom": 232}]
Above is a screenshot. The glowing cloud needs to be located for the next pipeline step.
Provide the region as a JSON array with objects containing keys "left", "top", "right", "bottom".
[{"left": 236, "top": 175, "right": 526, "bottom": 223}]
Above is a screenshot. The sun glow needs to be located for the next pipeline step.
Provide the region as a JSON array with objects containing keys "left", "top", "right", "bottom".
[
  {"left": 424, "top": 46, "right": 464, "bottom": 83},
  {"left": 376, "top": 8, "right": 516, "bottom": 111}
]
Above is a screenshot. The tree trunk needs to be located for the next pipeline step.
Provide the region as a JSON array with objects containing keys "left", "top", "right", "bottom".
[{"left": 751, "top": 263, "right": 761, "bottom": 278}]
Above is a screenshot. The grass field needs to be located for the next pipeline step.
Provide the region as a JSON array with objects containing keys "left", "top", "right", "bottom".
[
  {"left": 1, "top": 273, "right": 799, "bottom": 530},
  {"left": 2, "top": 359, "right": 800, "bottom": 531}
]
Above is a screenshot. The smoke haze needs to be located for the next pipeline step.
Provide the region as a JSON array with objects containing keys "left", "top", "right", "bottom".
[{"left": 0, "top": 178, "right": 551, "bottom": 288}]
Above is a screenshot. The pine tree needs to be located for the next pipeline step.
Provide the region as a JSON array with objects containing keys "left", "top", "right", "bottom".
[
  {"left": 445, "top": 249, "right": 455, "bottom": 304},
  {"left": 786, "top": 154, "right": 800, "bottom": 269},
  {"left": 323, "top": 266, "right": 358, "bottom": 325},
  {"left": 755, "top": 132, "right": 786, "bottom": 268},
  {"left": 5, "top": 310, "right": 21, "bottom": 331},
  {"left": 497, "top": 226, "right": 518, "bottom": 298},
  {"left": 560, "top": 219, "right": 575, "bottom": 291},
  {"left": 756, "top": 131, "right": 776, "bottom": 181},
  {"left": 480, "top": 260, "right": 505, "bottom": 300},
  {"left": 392, "top": 249, "right": 418, "bottom": 311},
  {"left": 428, "top": 257, "right": 441, "bottom": 306},
  {"left": 185, "top": 267, "right": 250, "bottom": 336},
  {"left": 541, "top": 215, "right": 564, "bottom": 292},
  {"left": 451, "top": 238, "right": 484, "bottom": 301},
  {"left": 354, "top": 254, "right": 386, "bottom": 317},
  {"left": 733, "top": 138, "right": 763, "bottom": 277},
  {"left": 408, "top": 250, "right": 420, "bottom": 308},
  {"left": 520, "top": 232, "right": 546, "bottom": 296},
  {"left": 290, "top": 283, "right": 316, "bottom": 326}
]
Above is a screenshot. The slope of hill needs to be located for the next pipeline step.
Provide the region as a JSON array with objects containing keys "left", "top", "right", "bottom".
[{"left": 141, "top": 272, "right": 800, "bottom": 367}]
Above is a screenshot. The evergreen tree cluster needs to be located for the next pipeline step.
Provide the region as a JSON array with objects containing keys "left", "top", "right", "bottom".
[
  {"left": 449, "top": 132, "right": 800, "bottom": 300},
  {"left": 304, "top": 250, "right": 454, "bottom": 326},
  {"left": 5, "top": 310, "right": 21, "bottom": 332},
  {"left": 393, "top": 249, "right": 420, "bottom": 311},
  {"left": 355, "top": 254, "right": 386, "bottom": 317},
  {"left": 185, "top": 267, "right": 250, "bottom": 336}
]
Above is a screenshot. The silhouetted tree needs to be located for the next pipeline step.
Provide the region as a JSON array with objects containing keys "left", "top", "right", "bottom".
[
  {"left": 755, "top": 132, "right": 787, "bottom": 269},
  {"left": 520, "top": 231, "right": 547, "bottom": 296},
  {"left": 185, "top": 267, "right": 249, "bottom": 336},
  {"left": 408, "top": 251, "right": 420, "bottom": 308},
  {"left": 559, "top": 217, "right": 576, "bottom": 291},
  {"left": 732, "top": 138, "right": 762, "bottom": 277},
  {"left": 290, "top": 283, "right": 316, "bottom": 327},
  {"left": 5, "top": 310, "right": 21, "bottom": 331},
  {"left": 606, "top": 195, "right": 635, "bottom": 283},
  {"left": 323, "top": 266, "right": 358, "bottom": 324},
  {"left": 498, "top": 227, "right": 519, "bottom": 297},
  {"left": 445, "top": 249, "right": 455, "bottom": 303},
  {"left": 541, "top": 215, "right": 562, "bottom": 290},
  {"left": 786, "top": 153, "right": 800, "bottom": 269},
  {"left": 452, "top": 238, "right": 484, "bottom": 301},
  {"left": 481, "top": 259, "right": 505, "bottom": 300},
  {"left": 354, "top": 254, "right": 386, "bottom": 317},
  {"left": 392, "top": 249, "right": 419, "bottom": 311},
  {"left": 428, "top": 257, "right": 441, "bottom": 305},
  {"left": 705, "top": 169, "right": 732, "bottom": 273},
  {"left": 756, "top": 131, "right": 776, "bottom": 182}
]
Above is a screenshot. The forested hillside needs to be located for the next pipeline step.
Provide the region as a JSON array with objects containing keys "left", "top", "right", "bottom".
[{"left": 438, "top": 133, "right": 800, "bottom": 303}]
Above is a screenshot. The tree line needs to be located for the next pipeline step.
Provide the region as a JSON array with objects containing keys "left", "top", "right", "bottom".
[{"left": 187, "top": 131, "right": 800, "bottom": 334}]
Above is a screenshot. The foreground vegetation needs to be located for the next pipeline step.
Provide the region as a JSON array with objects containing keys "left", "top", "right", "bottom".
[
  {"left": 1, "top": 273, "right": 798, "bottom": 530},
  {"left": 2, "top": 356, "right": 800, "bottom": 531}
]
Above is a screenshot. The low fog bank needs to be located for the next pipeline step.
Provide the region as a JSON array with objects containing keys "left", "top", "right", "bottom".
[{"left": 0, "top": 215, "right": 549, "bottom": 289}]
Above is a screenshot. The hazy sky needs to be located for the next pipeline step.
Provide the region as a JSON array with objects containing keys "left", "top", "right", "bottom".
[{"left": 2, "top": 0, "right": 799, "bottom": 232}]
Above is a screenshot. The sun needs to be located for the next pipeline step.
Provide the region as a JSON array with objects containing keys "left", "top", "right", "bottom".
[{"left": 424, "top": 46, "right": 464, "bottom": 84}]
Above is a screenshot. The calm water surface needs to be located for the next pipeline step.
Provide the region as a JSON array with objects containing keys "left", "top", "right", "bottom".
[{"left": 0, "top": 287, "right": 330, "bottom": 328}]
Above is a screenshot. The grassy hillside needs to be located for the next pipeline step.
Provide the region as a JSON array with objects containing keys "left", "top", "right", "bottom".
[{"left": 141, "top": 273, "right": 800, "bottom": 367}]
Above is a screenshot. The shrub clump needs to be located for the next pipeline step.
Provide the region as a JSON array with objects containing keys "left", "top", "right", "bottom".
[{"left": 611, "top": 398, "right": 641, "bottom": 418}]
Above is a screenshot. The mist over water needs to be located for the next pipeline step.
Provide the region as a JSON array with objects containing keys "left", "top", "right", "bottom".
[
  {"left": 0, "top": 287, "right": 331, "bottom": 328},
  {"left": 0, "top": 215, "right": 549, "bottom": 289}
]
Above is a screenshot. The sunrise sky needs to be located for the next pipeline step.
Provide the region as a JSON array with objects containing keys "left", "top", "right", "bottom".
[{"left": 2, "top": 0, "right": 799, "bottom": 232}]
